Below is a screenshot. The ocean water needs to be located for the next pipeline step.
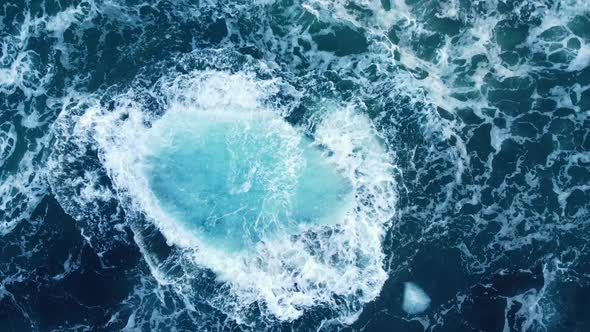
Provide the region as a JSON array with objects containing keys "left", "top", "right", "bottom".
[{"left": 0, "top": 0, "right": 589, "bottom": 331}]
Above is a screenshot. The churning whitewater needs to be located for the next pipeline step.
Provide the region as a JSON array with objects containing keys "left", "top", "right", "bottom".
[{"left": 1, "top": 0, "right": 590, "bottom": 331}]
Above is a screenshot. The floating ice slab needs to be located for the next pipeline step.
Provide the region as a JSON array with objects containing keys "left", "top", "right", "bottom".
[{"left": 402, "top": 282, "right": 431, "bottom": 315}]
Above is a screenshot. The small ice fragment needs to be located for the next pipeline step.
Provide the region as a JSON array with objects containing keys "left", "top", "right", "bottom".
[{"left": 402, "top": 282, "right": 431, "bottom": 315}]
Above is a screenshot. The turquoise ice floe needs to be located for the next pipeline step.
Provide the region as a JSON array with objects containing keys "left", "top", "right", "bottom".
[{"left": 142, "top": 108, "right": 354, "bottom": 252}]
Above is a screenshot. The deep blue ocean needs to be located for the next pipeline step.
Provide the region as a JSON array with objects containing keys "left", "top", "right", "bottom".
[{"left": 1, "top": 0, "right": 590, "bottom": 331}]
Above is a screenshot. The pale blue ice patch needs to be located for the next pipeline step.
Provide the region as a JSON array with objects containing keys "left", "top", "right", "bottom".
[
  {"left": 402, "top": 282, "right": 431, "bottom": 315},
  {"left": 142, "top": 109, "right": 354, "bottom": 252}
]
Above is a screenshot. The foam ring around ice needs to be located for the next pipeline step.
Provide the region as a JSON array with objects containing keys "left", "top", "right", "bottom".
[{"left": 64, "top": 68, "right": 397, "bottom": 322}]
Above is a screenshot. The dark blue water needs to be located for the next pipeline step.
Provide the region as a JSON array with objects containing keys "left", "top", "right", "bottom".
[{"left": 1, "top": 0, "right": 590, "bottom": 331}]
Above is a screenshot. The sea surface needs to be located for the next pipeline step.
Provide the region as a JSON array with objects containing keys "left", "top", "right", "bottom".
[{"left": 1, "top": 0, "right": 590, "bottom": 331}]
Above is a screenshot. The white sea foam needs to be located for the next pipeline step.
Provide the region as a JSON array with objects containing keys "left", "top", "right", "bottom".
[
  {"left": 45, "top": 2, "right": 96, "bottom": 35},
  {"left": 568, "top": 44, "right": 590, "bottom": 71},
  {"left": 0, "top": 137, "right": 49, "bottom": 235},
  {"left": 0, "top": 122, "right": 17, "bottom": 168}
]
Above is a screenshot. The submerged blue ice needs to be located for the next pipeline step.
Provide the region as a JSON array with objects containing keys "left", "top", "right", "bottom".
[
  {"left": 402, "top": 282, "right": 431, "bottom": 315},
  {"left": 143, "top": 109, "right": 353, "bottom": 251}
]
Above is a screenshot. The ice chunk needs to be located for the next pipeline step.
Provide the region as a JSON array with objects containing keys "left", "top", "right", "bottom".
[{"left": 402, "top": 282, "right": 431, "bottom": 315}]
